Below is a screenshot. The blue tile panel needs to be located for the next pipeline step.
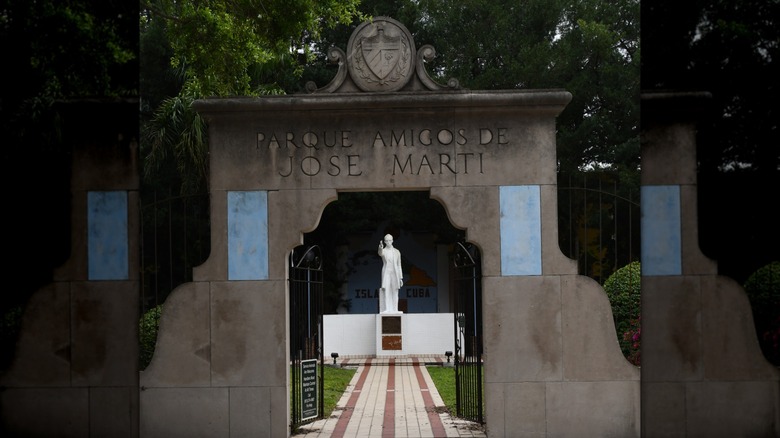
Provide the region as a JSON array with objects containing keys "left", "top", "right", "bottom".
[
  {"left": 500, "top": 185, "right": 542, "bottom": 276},
  {"left": 88, "top": 191, "right": 129, "bottom": 280},
  {"left": 228, "top": 191, "right": 269, "bottom": 280},
  {"left": 641, "top": 185, "right": 682, "bottom": 276}
]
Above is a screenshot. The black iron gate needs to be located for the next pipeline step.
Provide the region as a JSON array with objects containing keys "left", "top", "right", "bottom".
[
  {"left": 289, "top": 245, "right": 324, "bottom": 431},
  {"left": 453, "top": 242, "right": 484, "bottom": 424}
]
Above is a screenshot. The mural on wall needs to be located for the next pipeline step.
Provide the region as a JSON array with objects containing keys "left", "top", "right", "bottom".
[{"left": 345, "top": 224, "right": 438, "bottom": 314}]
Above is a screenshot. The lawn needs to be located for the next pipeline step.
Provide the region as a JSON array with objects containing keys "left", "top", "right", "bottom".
[
  {"left": 319, "top": 364, "right": 457, "bottom": 417},
  {"left": 322, "top": 365, "right": 356, "bottom": 416},
  {"left": 426, "top": 365, "right": 456, "bottom": 414},
  {"left": 296, "top": 364, "right": 467, "bottom": 426}
]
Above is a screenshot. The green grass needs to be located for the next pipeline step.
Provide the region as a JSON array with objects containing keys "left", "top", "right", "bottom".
[
  {"left": 426, "top": 365, "right": 456, "bottom": 414},
  {"left": 322, "top": 365, "right": 356, "bottom": 416}
]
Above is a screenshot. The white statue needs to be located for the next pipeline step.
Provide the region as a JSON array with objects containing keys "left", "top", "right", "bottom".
[{"left": 378, "top": 234, "right": 403, "bottom": 314}]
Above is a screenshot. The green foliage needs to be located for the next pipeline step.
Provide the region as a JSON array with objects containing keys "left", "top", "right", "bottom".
[
  {"left": 139, "top": 304, "right": 163, "bottom": 370},
  {"left": 141, "top": 0, "right": 364, "bottom": 97},
  {"left": 604, "top": 261, "right": 641, "bottom": 363},
  {"left": 142, "top": 90, "right": 209, "bottom": 195},
  {"left": 3, "top": 0, "right": 138, "bottom": 103},
  {"left": 743, "top": 261, "right": 780, "bottom": 365},
  {"left": 140, "top": 0, "right": 365, "bottom": 197},
  {"left": 415, "top": 0, "right": 640, "bottom": 174}
]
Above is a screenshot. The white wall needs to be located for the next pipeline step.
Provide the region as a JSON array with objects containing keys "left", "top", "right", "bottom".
[{"left": 323, "top": 313, "right": 455, "bottom": 357}]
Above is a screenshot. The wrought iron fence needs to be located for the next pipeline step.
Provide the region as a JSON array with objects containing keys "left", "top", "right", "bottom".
[
  {"left": 138, "top": 172, "right": 640, "bottom": 313},
  {"left": 139, "top": 191, "right": 210, "bottom": 314},
  {"left": 289, "top": 246, "right": 325, "bottom": 430},
  {"left": 453, "top": 242, "right": 484, "bottom": 424},
  {"left": 557, "top": 172, "right": 641, "bottom": 284},
  {"left": 137, "top": 173, "right": 641, "bottom": 423}
]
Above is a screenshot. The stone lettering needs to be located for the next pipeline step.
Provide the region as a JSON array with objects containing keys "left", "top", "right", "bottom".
[
  {"left": 264, "top": 128, "right": 503, "bottom": 178},
  {"left": 438, "top": 129, "right": 453, "bottom": 145},
  {"left": 391, "top": 130, "right": 407, "bottom": 147},
  {"left": 373, "top": 131, "right": 386, "bottom": 147},
  {"left": 497, "top": 128, "right": 508, "bottom": 144},
  {"left": 258, "top": 130, "right": 353, "bottom": 149},
  {"left": 419, "top": 129, "right": 432, "bottom": 146},
  {"left": 418, "top": 155, "right": 434, "bottom": 174},
  {"left": 328, "top": 156, "right": 341, "bottom": 176},
  {"left": 300, "top": 156, "right": 321, "bottom": 176},
  {"left": 346, "top": 154, "right": 361, "bottom": 176},
  {"left": 457, "top": 129, "right": 467, "bottom": 145},
  {"left": 392, "top": 153, "right": 484, "bottom": 175},
  {"left": 280, "top": 155, "right": 361, "bottom": 177},
  {"left": 479, "top": 128, "right": 492, "bottom": 145}
]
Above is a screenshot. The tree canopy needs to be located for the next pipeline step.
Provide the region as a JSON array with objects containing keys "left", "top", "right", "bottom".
[
  {"left": 139, "top": 0, "right": 365, "bottom": 194},
  {"left": 136, "top": 0, "right": 643, "bottom": 309},
  {"left": 303, "top": 0, "right": 640, "bottom": 175},
  {"left": 140, "top": 0, "right": 364, "bottom": 97}
]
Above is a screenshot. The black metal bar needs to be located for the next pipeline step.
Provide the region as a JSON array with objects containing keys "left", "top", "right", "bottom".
[
  {"left": 453, "top": 242, "right": 483, "bottom": 424},
  {"left": 289, "top": 246, "right": 324, "bottom": 431}
]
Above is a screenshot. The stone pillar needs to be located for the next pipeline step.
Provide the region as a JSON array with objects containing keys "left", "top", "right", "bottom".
[
  {"left": 0, "top": 99, "right": 140, "bottom": 437},
  {"left": 640, "top": 91, "right": 780, "bottom": 436}
]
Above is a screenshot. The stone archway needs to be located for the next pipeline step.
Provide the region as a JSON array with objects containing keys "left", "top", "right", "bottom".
[{"left": 138, "top": 17, "right": 640, "bottom": 437}]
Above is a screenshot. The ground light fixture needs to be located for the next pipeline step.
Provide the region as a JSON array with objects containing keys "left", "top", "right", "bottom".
[
  {"left": 331, "top": 352, "right": 339, "bottom": 365},
  {"left": 445, "top": 351, "right": 453, "bottom": 363}
]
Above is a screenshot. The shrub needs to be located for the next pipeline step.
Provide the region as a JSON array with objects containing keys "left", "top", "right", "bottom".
[
  {"left": 604, "top": 261, "right": 641, "bottom": 364},
  {"left": 139, "top": 304, "right": 163, "bottom": 370},
  {"left": 622, "top": 316, "right": 641, "bottom": 365},
  {"left": 743, "top": 261, "right": 780, "bottom": 365}
]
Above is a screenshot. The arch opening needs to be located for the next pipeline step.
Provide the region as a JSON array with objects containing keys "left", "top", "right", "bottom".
[{"left": 301, "top": 190, "right": 466, "bottom": 316}]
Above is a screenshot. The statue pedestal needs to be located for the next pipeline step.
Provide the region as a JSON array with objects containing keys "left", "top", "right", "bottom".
[{"left": 376, "top": 314, "right": 404, "bottom": 357}]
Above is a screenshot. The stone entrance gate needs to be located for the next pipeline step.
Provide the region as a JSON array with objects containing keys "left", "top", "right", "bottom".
[
  {"left": 2, "top": 18, "right": 776, "bottom": 438},
  {"left": 136, "top": 17, "right": 640, "bottom": 436}
]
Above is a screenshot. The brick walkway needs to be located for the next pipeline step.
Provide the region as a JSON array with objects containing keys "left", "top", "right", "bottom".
[{"left": 294, "top": 356, "right": 487, "bottom": 437}]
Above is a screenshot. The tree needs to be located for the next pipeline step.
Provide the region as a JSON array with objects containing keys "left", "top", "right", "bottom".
[
  {"left": 414, "top": 0, "right": 640, "bottom": 175},
  {"left": 141, "top": 0, "right": 364, "bottom": 97},
  {"left": 138, "top": 1, "right": 367, "bottom": 310},
  {"left": 138, "top": 1, "right": 642, "bottom": 309},
  {"left": 140, "top": 0, "right": 364, "bottom": 195}
]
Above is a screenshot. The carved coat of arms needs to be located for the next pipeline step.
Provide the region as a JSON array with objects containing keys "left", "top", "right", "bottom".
[{"left": 347, "top": 17, "right": 415, "bottom": 92}]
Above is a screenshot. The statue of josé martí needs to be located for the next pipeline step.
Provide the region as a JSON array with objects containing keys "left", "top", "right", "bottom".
[{"left": 378, "top": 234, "right": 403, "bottom": 314}]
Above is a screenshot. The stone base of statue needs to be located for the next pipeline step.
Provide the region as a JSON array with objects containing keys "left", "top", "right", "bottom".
[{"left": 376, "top": 314, "right": 404, "bottom": 356}]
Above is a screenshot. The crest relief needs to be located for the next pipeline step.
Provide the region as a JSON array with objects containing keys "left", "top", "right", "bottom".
[{"left": 305, "top": 16, "right": 460, "bottom": 94}]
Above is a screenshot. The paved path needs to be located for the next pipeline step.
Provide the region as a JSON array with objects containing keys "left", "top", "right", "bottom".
[{"left": 295, "top": 356, "right": 486, "bottom": 437}]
